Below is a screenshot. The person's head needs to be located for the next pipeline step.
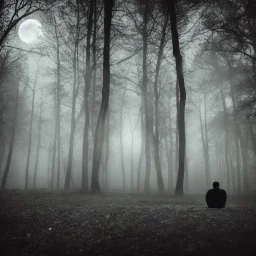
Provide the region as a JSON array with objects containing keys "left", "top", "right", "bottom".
[{"left": 213, "top": 181, "right": 220, "bottom": 189}]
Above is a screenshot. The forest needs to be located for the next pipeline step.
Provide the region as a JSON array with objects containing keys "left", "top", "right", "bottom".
[
  {"left": 0, "top": 0, "right": 256, "bottom": 196},
  {"left": 1, "top": 0, "right": 256, "bottom": 255}
]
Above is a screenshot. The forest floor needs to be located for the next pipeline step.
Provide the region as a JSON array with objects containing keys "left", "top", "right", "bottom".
[{"left": 1, "top": 190, "right": 256, "bottom": 255}]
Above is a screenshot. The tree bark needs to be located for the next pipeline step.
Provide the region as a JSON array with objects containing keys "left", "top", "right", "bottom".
[
  {"left": 91, "top": 0, "right": 97, "bottom": 135},
  {"left": 230, "top": 80, "right": 243, "bottom": 193},
  {"left": 50, "top": 119, "right": 57, "bottom": 190},
  {"left": 47, "top": 147, "right": 51, "bottom": 189},
  {"left": 168, "top": 1, "right": 187, "bottom": 196},
  {"left": 82, "top": 0, "right": 94, "bottom": 191},
  {"left": 220, "top": 82, "right": 231, "bottom": 192},
  {"left": 104, "top": 110, "right": 110, "bottom": 190},
  {"left": 25, "top": 82, "right": 36, "bottom": 190},
  {"left": 1, "top": 84, "right": 19, "bottom": 189},
  {"left": 91, "top": 0, "right": 114, "bottom": 193},
  {"left": 151, "top": 15, "right": 168, "bottom": 194},
  {"left": 136, "top": 100, "right": 144, "bottom": 193},
  {"left": 54, "top": 17, "right": 61, "bottom": 191},
  {"left": 64, "top": 42, "right": 78, "bottom": 191},
  {"left": 199, "top": 101, "right": 211, "bottom": 188},
  {"left": 120, "top": 89, "right": 126, "bottom": 191},
  {"left": 33, "top": 100, "right": 43, "bottom": 189},
  {"left": 203, "top": 87, "right": 211, "bottom": 187},
  {"left": 128, "top": 113, "right": 135, "bottom": 192},
  {"left": 141, "top": 3, "right": 151, "bottom": 194}
]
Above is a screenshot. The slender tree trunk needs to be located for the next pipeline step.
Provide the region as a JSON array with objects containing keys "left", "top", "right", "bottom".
[
  {"left": 234, "top": 135, "right": 241, "bottom": 193},
  {"left": 164, "top": 127, "right": 173, "bottom": 193},
  {"left": 136, "top": 102, "right": 144, "bottom": 193},
  {"left": 82, "top": 0, "right": 94, "bottom": 191},
  {"left": 65, "top": 43, "right": 78, "bottom": 191},
  {"left": 54, "top": 17, "right": 61, "bottom": 191},
  {"left": 120, "top": 90, "right": 126, "bottom": 191},
  {"left": 199, "top": 104, "right": 208, "bottom": 187},
  {"left": 51, "top": 123, "right": 57, "bottom": 190},
  {"left": 228, "top": 145, "right": 235, "bottom": 190},
  {"left": 33, "top": 102, "right": 43, "bottom": 189},
  {"left": 128, "top": 113, "right": 134, "bottom": 192},
  {"left": 175, "top": 80, "right": 179, "bottom": 186},
  {"left": 1, "top": 84, "right": 19, "bottom": 189},
  {"left": 203, "top": 87, "right": 211, "bottom": 187},
  {"left": 141, "top": 4, "right": 151, "bottom": 194},
  {"left": 243, "top": 127, "right": 249, "bottom": 192},
  {"left": 168, "top": 1, "right": 186, "bottom": 196},
  {"left": 230, "top": 83, "right": 242, "bottom": 193},
  {"left": 220, "top": 83, "right": 231, "bottom": 192},
  {"left": 47, "top": 148, "right": 51, "bottom": 189},
  {"left": 91, "top": 0, "right": 97, "bottom": 135},
  {"left": 0, "top": 143, "right": 5, "bottom": 173},
  {"left": 91, "top": 0, "right": 114, "bottom": 193},
  {"left": 151, "top": 16, "right": 168, "bottom": 194},
  {"left": 25, "top": 84, "right": 36, "bottom": 190},
  {"left": 215, "top": 141, "right": 219, "bottom": 181},
  {"left": 248, "top": 119, "right": 256, "bottom": 156},
  {"left": 103, "top": 109, "right": 110, "bottom": 190}
]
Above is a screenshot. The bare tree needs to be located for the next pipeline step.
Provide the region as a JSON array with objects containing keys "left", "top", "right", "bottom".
[{"left": 91, "top": 0, "right": 114, "bottom": 193}]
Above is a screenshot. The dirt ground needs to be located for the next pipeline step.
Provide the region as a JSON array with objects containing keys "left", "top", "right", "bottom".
[{"left": 1, "top": 191, "right": 256, "bottom": 255}]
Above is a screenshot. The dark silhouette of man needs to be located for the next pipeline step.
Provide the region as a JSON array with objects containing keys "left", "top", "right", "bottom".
[{"left": 206, "top": 181, "right": 227, "bottom": 208}]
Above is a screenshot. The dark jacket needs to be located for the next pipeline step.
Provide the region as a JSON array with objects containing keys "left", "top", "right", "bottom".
[{"left": 206, "top": 188, "right": 227, "bottom": 208}]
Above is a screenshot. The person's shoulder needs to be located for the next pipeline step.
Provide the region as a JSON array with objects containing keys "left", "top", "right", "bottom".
[
  {"left": 220, "top": 189, "right": 227, "bottom": 194},
  {"left": 207, "top": 189, "right": 214, "bottom": 193}
]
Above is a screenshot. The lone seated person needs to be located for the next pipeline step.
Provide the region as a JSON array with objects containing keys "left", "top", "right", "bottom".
[{"left": 206, "top": 181, "right": 227, "bottom": 208}]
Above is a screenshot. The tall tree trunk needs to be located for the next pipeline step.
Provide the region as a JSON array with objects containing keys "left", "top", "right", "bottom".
[
  {"left": 168, "top": 1, "right": 186, "bottom": 196},
  {"left": 0, "top": 143, "right": 5, "bottom": 173},
  {"left": 228, "top": 146, "right": 236, "bottom": 192},
  {"left": 230, "top": 81, "right": 243, "bottom": 192},
  {"left": 167, "top": 83, "right": 174, "bottom": 193},
  {"left": 142, "top": 3, "right": 151, "bottom": 194},
  {"left": 120, "top": 90, "right": 126, "bottom": 191},
  {"left": 33, "top": 101, "right": 43, "bottom": 189},
  {"left": 215, "top": 140, "right": 220, "bottom": 181},
  {"left": 203, "top": 87, "right": 211, "bottom": 187},
  {"left": 234, "top": 135, "right": 241, "bottom": 193},
  {"left": 175, "top": 80, "right": 179, "bottom": 187},
  {"left": 54, "top": 17, "right": 61, "bottom": 191},
  {"left": 164, "top": 126, "right": 173, "bottom": 193},
  {"left": 136, "top": 101, "right": 144, "bottom": 193},
  {"left": 243, "top": 127, "right": 249, "bottom": 192},
  {"left": 82, "top": 0, "right": 94, "bottom": 191},
  {"left": 51, "top": 120, "right": 57, "bottom": 190},
  {"left": 1, "top": 84, "right": 19, "bottom": 189},
  {"left": 103, "top": 109, "right": 110, "bottom": 190},
  {"left": 248, "top": 119, "right": 256, "bottom": 156},
  {"left": 199, "top": 104, "right": 208, "bottom": 187},
  {"left": 64, "top": 42, "right": 78, "bottom": 191},
  {"left": 25, "top": 83, "right": 36, "bottom": 190},
  {"left": 128, "top": 113, "right": 134, "bottom": 192},
  {"left": 47, "top": 147, "right": 51, "bottom": 189},
  {"left": 91, "top": 0, "right": 97, "bottom": 135},
  {"left": 220, "top": 83, "right": 231, "bottom": 192},
  {"left": 91, "top": 0, "right": 114, "bottom": 193},
  {"left": 151, "top": 15, "right": 168, "bottom": 194}
]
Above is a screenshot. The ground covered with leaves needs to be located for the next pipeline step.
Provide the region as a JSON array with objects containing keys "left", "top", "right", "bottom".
[{"left": 1, "top": 191, "right": 256, "bottom": 255}]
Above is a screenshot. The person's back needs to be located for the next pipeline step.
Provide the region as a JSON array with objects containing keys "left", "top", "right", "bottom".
[{"left": 206, "top": 181, "right": 227, "bottom": 208}]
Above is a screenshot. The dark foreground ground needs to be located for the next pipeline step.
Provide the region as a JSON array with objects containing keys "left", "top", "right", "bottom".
[{"left": 1, "top": 191, "right": 256, "bottom": 255}]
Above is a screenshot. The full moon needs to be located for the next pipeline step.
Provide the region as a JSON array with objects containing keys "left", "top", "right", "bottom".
[{"left": 18, "top": 19, "right": 42, "bottom": 44}]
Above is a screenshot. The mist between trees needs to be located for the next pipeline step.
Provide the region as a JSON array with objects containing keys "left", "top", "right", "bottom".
[{"left": 0, "top": 0, "right": 256, "bottom": 195}]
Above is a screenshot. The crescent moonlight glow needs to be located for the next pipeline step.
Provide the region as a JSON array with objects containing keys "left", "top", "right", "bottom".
[{"left": 18, "top": 19, "right": 42, "bottom": 44}]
